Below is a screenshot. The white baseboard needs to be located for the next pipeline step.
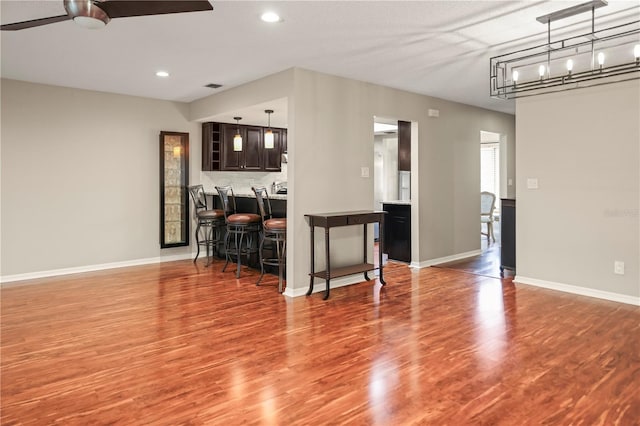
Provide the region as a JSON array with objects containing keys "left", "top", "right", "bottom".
[
  {"left": 283, "top": 275, "right": 368, "bottom": 298},
  {"left": 409, "top": 249, "right": 483, "bottom": 269},
  {"left": 1, "top": 253, "right": 194, "bottom": 284},
  {"left": 515, "top": 275, "right": 640, "bottom": 306}
]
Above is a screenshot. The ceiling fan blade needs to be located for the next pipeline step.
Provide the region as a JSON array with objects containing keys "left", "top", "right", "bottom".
[
  {"left": 0, "top": 14, "right": 71, "bottom": 31},
  {"left": 98, "top": 1, "right": 213, "bottom": 19}
]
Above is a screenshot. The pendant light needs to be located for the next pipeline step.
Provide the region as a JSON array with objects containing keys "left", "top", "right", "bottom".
[
  {"left": 264, "top": 109, "right": 274, "bottom": 149},
  {"left": 233, "top": 117, "right": 242, "bottom": 152}
]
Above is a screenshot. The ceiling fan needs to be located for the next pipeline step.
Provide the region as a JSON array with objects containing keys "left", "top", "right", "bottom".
[{"left": 0, "top": 0, "right": 213, "bottom": 31}]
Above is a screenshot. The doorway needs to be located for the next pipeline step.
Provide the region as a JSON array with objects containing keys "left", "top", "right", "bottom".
[
  {"left": 373, "top": 117, "right": 412, "bottom": 264},
  {"left": 480, "top": 131, "right": 501, "bottom": 247}
]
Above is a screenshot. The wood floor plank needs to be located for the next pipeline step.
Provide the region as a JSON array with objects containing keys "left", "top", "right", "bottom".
[{"left": 1, "top": 260, "right": 639, "bottom": 425}]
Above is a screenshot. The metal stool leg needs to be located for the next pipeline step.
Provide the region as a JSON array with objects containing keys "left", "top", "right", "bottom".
[
  {"left": 222, "top": 226, "right": 233, "bottom": 272},
  {"left": 193, "top": 221, "right": 202, "bottom": 263},
  {"left": 278, "top": 235, "right": 287, "bottom": 293},
  {"left": 236, "top": 227, "right": 246, "bottom": 278},
  {"left": 257, "top": 232, "right": 266, "bottom": 286}
]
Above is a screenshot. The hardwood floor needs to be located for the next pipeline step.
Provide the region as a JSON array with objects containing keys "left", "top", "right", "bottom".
[
  {"left": 434, "top": 224, "right": 511, "bottom": 279},
  {"left": 2, "top": 259, "right": 638, "bottom": 425},
  {"left": 434, "top": 240, "right": 507, "bottom": 279}
]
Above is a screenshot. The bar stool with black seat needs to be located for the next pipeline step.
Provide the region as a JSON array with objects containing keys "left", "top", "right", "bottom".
[
  {"left": 188, "top": 185, "right": 226, "bottom": 266},
  {"left": 252, "top": 186, "right": 287, "bottom": 293},
  {"left": 215, "top": 185, "right": 261, "bottom": 278}
]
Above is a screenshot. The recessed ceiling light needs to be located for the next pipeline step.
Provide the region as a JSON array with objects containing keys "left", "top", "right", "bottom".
[
  {"left": 156, "top": 71, "right": 170, "bottom": 78},
  {"left": 261, "top": 11, "right": 281, "bottom": 23}
]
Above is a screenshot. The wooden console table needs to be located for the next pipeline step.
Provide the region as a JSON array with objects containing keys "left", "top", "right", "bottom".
[{"left": 305, "top": 210, "right": 387, "bottom": 300}]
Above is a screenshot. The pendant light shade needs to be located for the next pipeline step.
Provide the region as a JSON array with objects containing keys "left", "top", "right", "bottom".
[
  {"left": 264, "top": 109, "right": 274, "bottom": 149},
  {"left": 233, "top": 117, "right": 242, "bottom": 152}
]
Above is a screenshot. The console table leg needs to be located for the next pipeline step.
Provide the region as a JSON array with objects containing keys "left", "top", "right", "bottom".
[
  {"left": 306, "top": 223, "right": 315, "bottom": 296},
  {"left": 323, "top": 227, "right": 331, "bottom": 300},
  {"left": 363, "top": 224, "right": 371, "bottom": 281},
  {"left": 379, "top": 216, "right": 386, "bottom": 285}
]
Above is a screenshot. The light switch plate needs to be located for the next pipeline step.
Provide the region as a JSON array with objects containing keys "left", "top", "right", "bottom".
[
  {"left": 361, "top": 167, "right": 369, "bottom": 178},
  {"left": 527, "top": 178, "right": 539, "bottom": 189},
  {"left": 614, "top": 261, "right": 625, "bottom": 275}
]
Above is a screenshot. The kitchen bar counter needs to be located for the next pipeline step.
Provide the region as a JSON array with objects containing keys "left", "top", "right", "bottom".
[
  {"left": 206, "top": 191, "right": 286, "bottom": 218},
  {"left": 233, "top": 192, "right": 287, "bottom": 201},
  {"left": 381, "top": 200, "right": 410, "bottom": 205},
  {"left": 206, "top": 191, "right": 286, "bottom": 201}
]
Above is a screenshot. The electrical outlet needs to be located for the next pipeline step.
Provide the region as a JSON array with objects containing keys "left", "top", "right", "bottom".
[
  {"left": 527, "top": 178, "right": 539, "bottom": 189},
  {"left": 614, "top": 261, "right": 625, "bottom": 275}
]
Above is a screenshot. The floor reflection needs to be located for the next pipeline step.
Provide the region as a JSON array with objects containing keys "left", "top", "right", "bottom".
[
  {"left": 474, "top": 280, "right": 507, "bottom": 369},
  {"left": 368, "top": 355, "right": 398, "bottom": 425}
]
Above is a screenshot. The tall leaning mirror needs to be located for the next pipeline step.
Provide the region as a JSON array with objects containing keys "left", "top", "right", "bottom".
[{"left": 160, "top": 131, "right": 190, "bottom": 248}]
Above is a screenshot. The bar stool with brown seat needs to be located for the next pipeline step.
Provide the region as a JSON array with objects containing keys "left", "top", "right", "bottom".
[
  {"left": 188, "top": 185, "right": 226, "bottom": 266},
  {"left": 252, "top": 186, "right": 287, "bottom": 293},
  {"left": 215, "top": 185, "right": 261, "bottom": 278}
]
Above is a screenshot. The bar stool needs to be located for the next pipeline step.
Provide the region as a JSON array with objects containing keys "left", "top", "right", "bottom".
[
  {"left": 188, "top": 185, "right": 226, "bottom": 266},
  {"left": 252, "top": 186, "right": 287, "bottom": 293},
  {"left": 215, "top": 185, "right": 261, "bottom": 278}
]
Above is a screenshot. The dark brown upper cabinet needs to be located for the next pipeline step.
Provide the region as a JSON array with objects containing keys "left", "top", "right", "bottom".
[
  {"left": 221, "top": 124, "right": 263, "bottom": 171},
  {"left": 398, "top": 120, "right": 411, "bottom": 172},
  {"left": 202, "top": 122, "right": 286, "bottom": 172},
  {"left": 201, "top": 122, "right": 221, "bottom": 171}
]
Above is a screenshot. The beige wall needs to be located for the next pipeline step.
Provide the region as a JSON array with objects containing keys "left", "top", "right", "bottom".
[
  {"left": 515, "top": 80, "right": 640, "bottom": 301},
  {"left": 1, "top": 79, "right": 200, "bottom": 278}
]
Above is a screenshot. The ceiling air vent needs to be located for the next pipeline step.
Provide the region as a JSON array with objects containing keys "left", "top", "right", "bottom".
[{"left": 205, "top": 83, "right": 222, "bottom": 89}]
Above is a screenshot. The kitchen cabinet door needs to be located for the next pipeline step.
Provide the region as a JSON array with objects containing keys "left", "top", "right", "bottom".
[
  {"left": 263, "top": 128, "right": 283, "bottom": 171},
  {"left": 398, "top": 120, "right": 411, "bottom": 172},
  {"left": 500, "top": 198, "right": 516, "bottom": 275},
  {"left": 281, "top": 128, "right": 287, "bottom": 153},
  {"left": 383, "top": 203, "right": 411, "bottom": 263},
  {"left": 221, "top": 124, "right": 242, "bottom": 170},
  {"left": 243, "top": 126, "right": 263, "bottom": 171}
]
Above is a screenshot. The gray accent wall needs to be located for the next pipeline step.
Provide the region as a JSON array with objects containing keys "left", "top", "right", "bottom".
[{"left": 515, "top": 80, "right": 640, "bottom": 300}]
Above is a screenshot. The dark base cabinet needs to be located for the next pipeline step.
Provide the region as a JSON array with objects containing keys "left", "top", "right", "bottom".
[
  {"left": 383, "top": 203, "right": 411, "bottom": 263},
  {"left": 500, "top": 198, "right": 516, "bottom": 275}
]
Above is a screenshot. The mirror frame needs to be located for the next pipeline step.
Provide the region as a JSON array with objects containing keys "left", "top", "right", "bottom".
[{"left": 159, "top": 131, "right": 190, "bottom": 248}]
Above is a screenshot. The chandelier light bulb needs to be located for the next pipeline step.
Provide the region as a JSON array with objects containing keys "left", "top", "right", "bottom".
[
  {"left": 635, "top": 44, "right": 640, "bottom": 62},
  {"left": 597, "top": 52, "right": 605, "bottom": 69},
  {"left": 512, "top": 70, "right": 519, "bottom": 83},
  {"left": 566, "top": 59, "right": 574, "bottom": 72},
  {"left": 538, "top": 64, "right": 546, "bottom": 79}
]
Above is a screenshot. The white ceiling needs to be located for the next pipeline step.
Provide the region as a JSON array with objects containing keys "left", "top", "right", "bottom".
[{"left": 2, "top": 0, "right": 639, "bottom": 127}]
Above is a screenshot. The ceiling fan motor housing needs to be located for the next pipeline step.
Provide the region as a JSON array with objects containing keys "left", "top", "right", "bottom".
[{"left": 64, "top": 0, "right": 110, "bottom": 28}]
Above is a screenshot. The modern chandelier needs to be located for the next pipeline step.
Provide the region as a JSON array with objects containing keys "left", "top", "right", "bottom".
[{"left": 490, "top": 0, "right": 640, "bottom": 99}]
